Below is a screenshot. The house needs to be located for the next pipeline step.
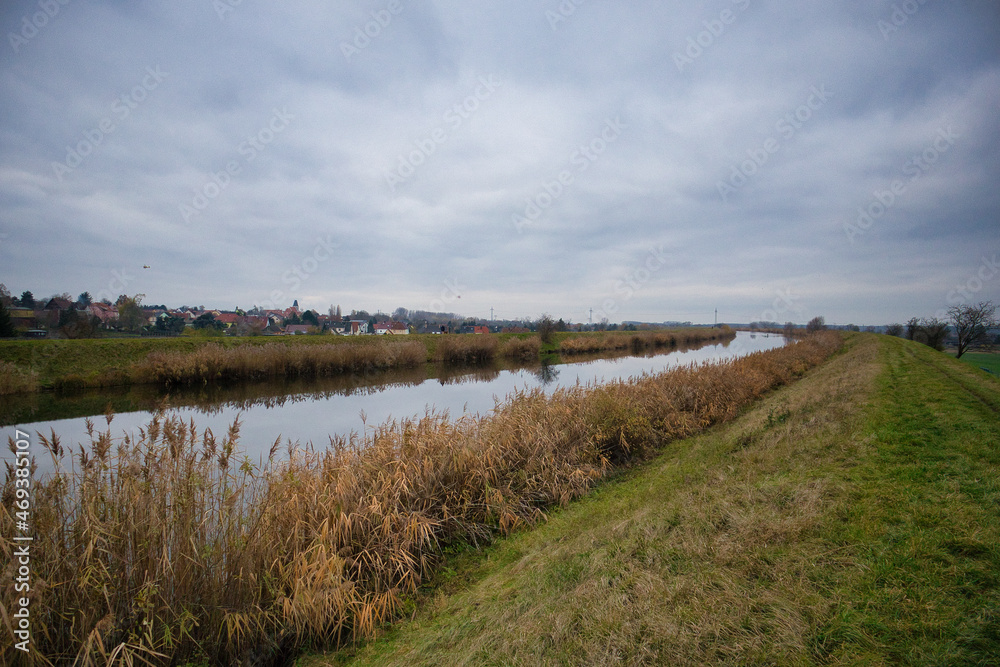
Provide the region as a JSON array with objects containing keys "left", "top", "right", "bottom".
[
  {"left": 374, "top": 321, "right": 409, "bottom": 335},
  {"left": 8, "top": 308, "right": 37, "bottom": 330},
  {"left": 44, "top": 297, "right": 74, "bottom": 311},
  {"left": 88, "top": 302, "right": 118, "bottom": 325},
  {"left": 334, "top": 320, "right": 369, "bottom": 335},
  {"left": 215, "top": 312, "right": 241, "bottom": 328},
  {"left": 284, "top": 324, "right": 313, "bottom": 335}
]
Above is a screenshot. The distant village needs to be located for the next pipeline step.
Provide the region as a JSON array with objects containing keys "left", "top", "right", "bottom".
[{"left": 0, "top": 287, "right": 655, "bottom": 339}]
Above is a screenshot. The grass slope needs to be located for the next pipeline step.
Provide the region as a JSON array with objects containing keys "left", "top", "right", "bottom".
[{"left": 305, "top": 334, "right": 1000, "bottom": 665}]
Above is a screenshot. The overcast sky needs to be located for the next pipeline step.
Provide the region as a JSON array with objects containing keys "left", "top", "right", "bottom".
[{"left": 1, "top": 1, "right": 997, "bottom": 325}]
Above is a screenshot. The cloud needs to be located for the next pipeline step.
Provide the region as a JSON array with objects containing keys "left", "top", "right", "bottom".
[{"left": 0, "top": 0, "right": 997, "bottom": 324}]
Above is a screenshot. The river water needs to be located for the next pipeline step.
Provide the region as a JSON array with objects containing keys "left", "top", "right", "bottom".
[{"left": 3, "top": 332, "right": 786, "bottom": 473}]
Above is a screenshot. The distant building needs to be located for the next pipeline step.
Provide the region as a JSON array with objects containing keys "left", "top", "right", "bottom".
[{"left": 374, "top": 321, "right": 409, "bottom": 335}]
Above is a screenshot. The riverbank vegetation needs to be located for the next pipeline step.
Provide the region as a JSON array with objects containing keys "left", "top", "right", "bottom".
[
  {"left": 1, "top": 333, "right": 839, "bottom": 665},
  {"left": 0, "top": 328, "right": 729, "bottom": 394},
  {"left": 558, "top": 326, "right": 734, "bottom": 355},
  {"left": 306, "top": 333, "right": 1000, "bottom": 666}
]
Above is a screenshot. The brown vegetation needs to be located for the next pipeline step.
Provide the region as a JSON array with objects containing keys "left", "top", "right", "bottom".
[
  {"left": 433, "top": 334, "right": 498, "bottom": 364},
  {"left": 497, "top": 335, "right": 541, "bottom": 361},
  {"left": 133, "top": 340, "right": 427, "bottom": 386},
  {"left": 1, "top": 332, "right": 840, "bottom": 665},
  {"left": 559, "top": 326, "right": 733, "bottom": 355},
  {"left": 0, "top": 360, "right": 37, "bottom": 395}
]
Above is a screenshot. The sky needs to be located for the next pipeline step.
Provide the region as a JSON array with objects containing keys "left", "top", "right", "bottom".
[{"left": 1, "top": 1, "right": 998, "bottom": 326}]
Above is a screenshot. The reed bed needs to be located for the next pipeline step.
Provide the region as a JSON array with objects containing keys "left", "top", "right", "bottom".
[
  {"left": 133, "top": 340, "right": 427, "bottom": 386},
  {"left": 498, "top": 335, "right": 541, "bottom": 361},
  {"left": 559, "top": 326, "right": 733, "bottom": 355},
  {"left": 1, "top": 332, "right": 841, "bottom": 666},
  {"left": 0, "top": 360, "right": 38, "bottom": 395},
  {"left": 434, "top": 334, "right": 499, "bottom": 364}
]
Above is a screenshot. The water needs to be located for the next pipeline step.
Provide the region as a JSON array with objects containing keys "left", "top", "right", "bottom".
[{"left": 3, "top": 332, "right": 786, "bottom": 474}]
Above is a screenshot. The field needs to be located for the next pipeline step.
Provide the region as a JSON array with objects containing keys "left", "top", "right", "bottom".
[
  {"left": 304, "top": 334, "right": 1000, "bottom": 666},
  {"left": 0, "top": 332, "right": 837, "bottom": 665},
  {"left": 955, "top": 350, "right": 1000, "bottom": 376}
]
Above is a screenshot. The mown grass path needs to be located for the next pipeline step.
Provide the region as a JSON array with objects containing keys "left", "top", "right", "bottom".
[{"left": 307, "top": 334, "right": 1000, "bottom": 665}]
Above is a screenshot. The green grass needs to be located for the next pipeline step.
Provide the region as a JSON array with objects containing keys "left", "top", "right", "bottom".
[
  {"left": 955, "top": 350, "right": 1000, "bottom": 376},
  {"left": 300, "top": 334, "right": 1000, "bottom": 665}
]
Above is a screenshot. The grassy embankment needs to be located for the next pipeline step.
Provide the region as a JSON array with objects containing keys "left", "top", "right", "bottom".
[
  {"left": 304, "top": 333, "right": 1000, "bottom": 666},
  {"left": 1, "top": 331, "right": 826, "bottom": 666},
  {"left": 0, "top": 327, "right": 733, "bottom": 395}
]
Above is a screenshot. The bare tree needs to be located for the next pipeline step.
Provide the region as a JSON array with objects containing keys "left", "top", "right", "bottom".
[
  {"left": 783, "top": 321, "right": 795, "bottom": 338},
  {"left": 917, "top": 317, "right": 949, "bottom": 351},
  {"left": 885, "top": 323, "right": 904, "bottom": 337},
  {"left": 948, "top": 301, "right": 997, "bottom": 359},
  {"left": 537, "top": 314, "right": 556, "bottom": 344},
  {"left": 806, "top": 316, "right": 825, "bottom": 333},
  {"left": 906, "top": 317, "right": 920, "bottom": 340}
]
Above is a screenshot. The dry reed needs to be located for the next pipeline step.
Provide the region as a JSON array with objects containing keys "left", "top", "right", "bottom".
[
  {"left": 559, "top": 327, "right": 733, "bottom": 355},
  {"left": 498, "top": 336, "right": 541, "bottom": 361},
  {"left": 1, "top": 332, "right": 841, "bottom": 665},
  {"left": 0, "top": 360, "right": 38, "bottom": 395},
  {"left": 133, "top": 340, "right": 427, "bottom": 386},
  {"left": 434, "top": 334, "right": 499, "bottom": 364}
]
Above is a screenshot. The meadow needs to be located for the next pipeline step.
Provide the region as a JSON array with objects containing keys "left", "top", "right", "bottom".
[{"left": 1, "top": 332, "right": 837, "bottom": 665}]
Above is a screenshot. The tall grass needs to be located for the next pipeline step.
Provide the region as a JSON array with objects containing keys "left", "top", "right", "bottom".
[
  {"left": 433, "top": 334, "right": 498, "bottom": 364},
  {"left": 1, "top": 333, "right": 840, "bottom": 665},
  {"left": 0, "top": 360, "right": 38, "bottom": 395},
  {"left": 559, "top": 326, "right": 733, "bottom": 355},
  {"left": 497, "top": 335, "right": 541, "bottom": 361},
  {"left": 133, "top": 340, "right": 427, "bottom": 386}
]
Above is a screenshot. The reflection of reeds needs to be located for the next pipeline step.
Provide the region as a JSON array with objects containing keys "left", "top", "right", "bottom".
[
  {"left": 1, "top": 332, "right": 840, "bottom": 665},
  {"left": 134, "top": 340, "right": 427, "bottom": 386},
  {"left": 559, "top": 327, "right": 733, "bottom": 355}
]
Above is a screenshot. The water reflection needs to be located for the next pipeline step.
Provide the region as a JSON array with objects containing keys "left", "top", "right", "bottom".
[
  {"left": 4, "top": 332, "right": 785, "bottom": 474},
  {"left": 532, "top": 359, "right": 560, "bottom": 386}
]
